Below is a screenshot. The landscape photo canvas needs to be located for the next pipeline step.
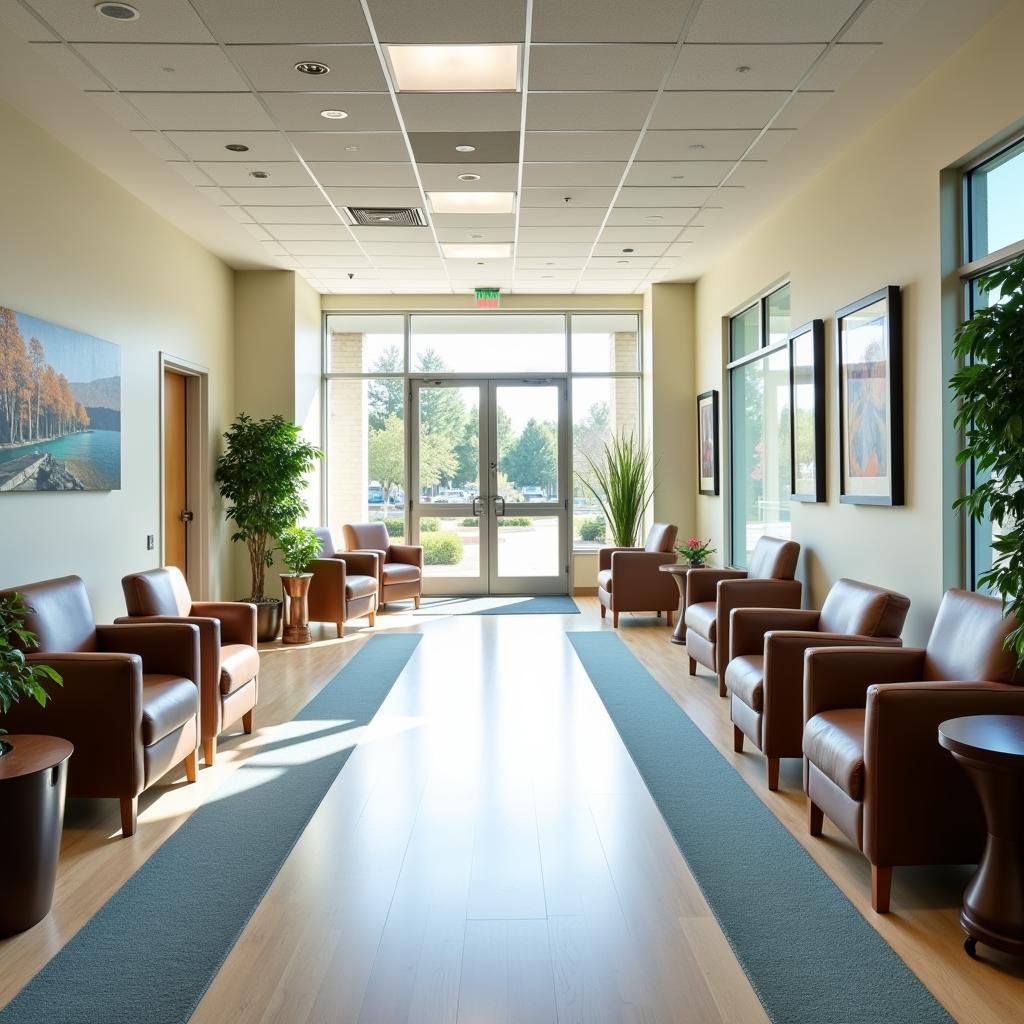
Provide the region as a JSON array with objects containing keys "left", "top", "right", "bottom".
[{"left": 0, "top": 305, "right": 121, "bottom": 492}]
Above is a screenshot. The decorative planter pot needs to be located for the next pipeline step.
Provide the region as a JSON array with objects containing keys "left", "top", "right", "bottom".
[
  {"left": 252, "top": 599, "right": 282, "bottom": 643},
  {"left": 280, "top": 573, "right": 314, "bottom": 645}
]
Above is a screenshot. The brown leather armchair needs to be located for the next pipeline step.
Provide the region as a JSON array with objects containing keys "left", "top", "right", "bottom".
[
  {"left": 597, "top": 523, "right": 679, "bottom": 627},
  {"left": 0, "top": 575, "right": 200, "bottom": 837},
  {"left": 120, "top": 566, "right": 259, "bottom": 767},
  {"left": 684, "top": 535, "right": 802, "bottom": 697},
  {"left": 343, "top": 522, "right": 423, "bottom": 608},
  {"left": 726, "top": 578, "right": 910, "bottom": 790},
  {"left": 802, "top": 589, "right": 1022, "bottom": 912},
  {"left": 307, "top": 528, "right": 379, "bottom": 636}
]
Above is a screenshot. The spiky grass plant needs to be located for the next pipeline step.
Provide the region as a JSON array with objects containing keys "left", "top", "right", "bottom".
[{"left": 577, "top": 432, "right": 655, "bottom": 547}]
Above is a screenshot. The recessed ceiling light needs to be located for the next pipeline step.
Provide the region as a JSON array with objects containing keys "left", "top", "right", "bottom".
[
  {"left": 645, "top": 215, "right": 664, "bottom": 222},
  {"left": 95, "top": 2, "right": 140, "bottom": 20},
  {"left": 320, "top": 109, "right": 348, "bottom": 120},
  {"left": 688, "top": 143, "right": 705, "bottom": 151},
  {"left": 458, "top": 173, "right": 481, "bottom": 182},
  {"left": 249, "top": 170, "right": 270, "bottom": 179},
  {"left": 161, "top": 66, "right": 175, "bottom": 74},
  {"left": 225, "top": 143, "right": 249, "bottom": 152},
  {"left": 296, "top": 61, "right": 330, "bottom": 76},
  {"left": 476, "top": 261, "right": 485, "bottom": 266},
  {"left": 386, "top": 44, "right": 520, "bottom": 92},
  {"left": 456, "top": 144, "right": 476, "bottom": 153},
  {"left": 441, "top": 242, "right": 512, "bottom": 259},
  {"left": 428, "top": 191, "right": 516, "bottom": 215},
  {"left": 736, "top": 65, "right": 752, "bottom": 74},
  {"left": 622, "top": 248, "right": 634, "bottom": 253}
]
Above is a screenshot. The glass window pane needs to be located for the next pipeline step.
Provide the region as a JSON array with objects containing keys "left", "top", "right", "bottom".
[
  {"left": 496, "top": 384, "right": 559, "bottom": 502},
  {"left": 766, "top": 284, "right": 791, "bottom": 346},
  {"left": 572, "top": 377, "right": 641, "bottom": 548},
  {"left": 328, "top": 378, "right": 404, "bottom": 541},
  {"left": 570, "top": 313, "right": 640, "bottom": 372},
  {"left": 969, "top": 137, "right": 1024, "bottom": 260},
  {"left": 497, "top": 516, "right": 560, "bottom": 578},
  {"left": 410, "top": 314, "right": 565, "bottom": 373},
  {"left": 326, "top": 314, "right": 404, "bottom": 373},
  {"left": 730, "top": 348, "right": 791, "bottom": 567},
  {"left": 730, "top": 304, "right": 759, "bottom": 360},
  {"left": 420, "top": 517, "right": 480, "bottom": 579},
  {"left": 418, "top": 385, "right": 480, "bottom": 504}
]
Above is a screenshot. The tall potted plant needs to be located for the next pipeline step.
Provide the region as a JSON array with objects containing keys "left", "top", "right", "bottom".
[
  {"left": 277, "top": 526, "right": 322, "bottom": 646},
  {"left": 951, "top": 254, "right": 1024, "bottom": 664},
  {"left": 215, "top": 413, "right": 322, "bottom": 641},
  {"left": 578, "top": 432, "right": 656, "bottom": 547}
]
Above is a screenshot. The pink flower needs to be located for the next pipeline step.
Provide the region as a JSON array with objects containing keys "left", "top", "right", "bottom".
[{"left": 687, "top": 537, "right": 699, "bottom": 548}]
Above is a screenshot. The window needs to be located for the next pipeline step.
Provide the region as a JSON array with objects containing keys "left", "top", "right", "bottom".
[
  {"left": 727, "top": 284, "right": 792, "bottom": 567},
  {"left": 960, "top": 136, "right": 1024, "bottom": 589}
]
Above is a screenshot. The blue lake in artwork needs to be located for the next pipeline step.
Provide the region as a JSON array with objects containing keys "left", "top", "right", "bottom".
[{"left": 0, "top": 430, "right": 121, "bottom": 490}]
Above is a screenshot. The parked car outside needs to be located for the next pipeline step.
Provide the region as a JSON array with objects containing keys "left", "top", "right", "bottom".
[{"left": 522, "top": 486, "right": 546, "bottom": 502}]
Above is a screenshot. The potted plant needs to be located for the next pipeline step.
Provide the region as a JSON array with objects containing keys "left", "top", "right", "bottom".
[
  {"left": 1, "top": 592, "right": 62, "bottom": 748},
  {"left": 577, "top": 432, "right": 655, "bottom": 547},
  {"left": 215, "top": 413, "right": 322, "bottom": 642},
  {"left": 277, "top": 526, "right": 323, "bottom": 646},
  {"left": 951, "top": 254, "right": 1024, "bottom": 664},
  {"left": 677, "top": 537, "right": 716, "bottom": 568}
]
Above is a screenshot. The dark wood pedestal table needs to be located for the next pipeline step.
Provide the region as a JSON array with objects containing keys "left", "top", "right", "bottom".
[
  {"left": 938, "top": 715, "right": 1024, "bottom": 959},
  {"left": 0, "top": 735, "right": 73, "bottom": 935},
  {"left": 659, "top": 563, "right": 689, "bottom": 646}
]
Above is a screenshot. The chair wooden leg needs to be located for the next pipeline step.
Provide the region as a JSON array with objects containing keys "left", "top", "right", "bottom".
[
  {"left": 667, "top": 609, "right": 674, "bottom": 627},
  {"left": 766, "top": 756, "right": 780, "bottom": 791},
  {"left": 242, "top": 709, "right": 254, "bottom": 734},
  {"left": 808, "top": 800, "right": 824, "bottom": 837},
  {"left": 120, "top": 796, "right": 138, "bottom": 838},
  {"left": 184, "top": 749, "right": 198, "bottom": 784},
  {"left": 336, "top": 621, "right": 345, "bottom": 638},
  {"left": 414, "top": 595, "right": 420, "bottom": 609},
  {"left": 613, "top": 610, "right": 619, "bottom": 628},
  {"left": 688, "top": 656, "right": 696, "bottom": 676},
  {"left": 656, "top": 610, "right": 662, "bottom": 618},
  {"left": 203, "top": 736, "right": 216, "bottom": 767},
  {"left": 600, "top": 604, "right": 606, "bottom": 619},
  {"left": 871, "top": 865, "right": 893, "bottom": 913},
  {"left": 368, "top": 609, "right": 376, "bottom": 626},
  {"left": 733, "top": 725, "right": 744, "bottom": 753},
  {"left": 718, "top": 674, "right": 728, "bottom": 699}
]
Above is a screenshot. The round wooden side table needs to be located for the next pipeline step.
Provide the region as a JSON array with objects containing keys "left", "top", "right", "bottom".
[
  {"left": 938, "top": 715, "right": 1024, "bottom": 959},
  {"left": 0, "top": 734, "right": 73, "bottom": 935},
  {"left": 659, "top": 563, "right": 689, "bottom": 646}
]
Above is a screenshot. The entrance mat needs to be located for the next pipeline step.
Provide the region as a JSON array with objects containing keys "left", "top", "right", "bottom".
[
  {"left": 0, "top": 633, "right": 422, "bottom": 1024},
  {"left": 412, "top": 595, "right": 579, "bottom": 615},
  {"left": 566, "top": 631, "right": 952, "bottom": 1024}
]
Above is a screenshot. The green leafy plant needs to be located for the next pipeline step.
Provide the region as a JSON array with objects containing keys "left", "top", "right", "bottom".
[
  {"left": 277, "top": 526, "right": 322, "bottom": 576},
  {"left": 0, "top": 593, "right": 62, "bottom": 739},
  {"left": 576, "top": 516, "right": 606, "bottom": 542},
  {"left": 377, "top": 517, "right": 406, "bottom": 538},
  {"left": 215, "top": 414, "right": 322, "bottom": 601},
  {"left": 421, "top": 532, "right": 464, "bottom": 565},
  {"left": 951, "top": 254, "right": 1024, "bottom": 665},
  {"left": 577, "top": 433, "right": 655, "bottom": 547},
  {"left": 677, "top": 537, "right": 716, "bottom": 567},
  {"left": 420, "top": 517, "right": 440, "bottom": 533}
]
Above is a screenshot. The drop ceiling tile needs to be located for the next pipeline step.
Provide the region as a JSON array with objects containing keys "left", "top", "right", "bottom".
[
  {"left": 805, "top": 42, "right": 882, "bottom": 90},
  {"left": 626, "top": 160, "right": 765, "bottom": 187},
  {"left": 361, "top": 241, "right": 441, "bottom": 255},
  {"left": 397, "top": 93, "right": 522, "bottom": 132},
  {"left": 527, "top": 92, "right": 654, "bottom": 131},
  {"left": 513, "top": 268, "right": 580, "bottom": 278},
  {"left": 243, "top": 224, "right": 273, "bottom": 241},
  {"left": 431, "top": 213, "right": 515, "bottom": 229},
  {"left": 227, "top": 44, "right": 387, "bottom": 91},
  {"left": 523, "top": 163, "right": 626, "bottom": 187},
  {"left": 262, "top": 93, "right": 397, "bottom": 132},
  {"left": 575, "top": 281, "right": 637, "bottom": 293},
  {"left": 306, "top": 162, "right": 417, "bottom": 187},
  {"left": 164, "top": 130, "right": 296, "bottom": 161},
  {"left": 733, "top": 130, "right": 798, "bottom": 159},
  {"left": 842, "top": 0, "right": 929, "bottom": 42},
  {"left": 167, "top": 161, "right": 215, "bottom": 186},
  {"left": 222, "top": 206, "right": 255, "bottom": 223},
  {"left": 517, "top": 243, "right": 593, "bottom": 257},
  {"left": 408, "top": 132, "right": 520, "bottom": 164},
  {"left": 377, "top": 266, "right": 448, "bottom": 278},
  {"left": 299, "top": 255, "right": 374, "bottom": 269},
  {"left": 87, "top": 92, "right": 150, "bottom": 130},
  {"left": 418, "top": 162, "right": 518, "bottom": 190},
  {"left": 370, "top": 0, "right": 526, "bottom": 42},
  {"left": 726, "top": 162, "right": 769, "bottom": 187},
  {"left": 267, "top": 224, "right": 354, "bottom": 240},
  {"left": 288, "top": 132, "right": 408, "bottom": 162},
  {"left": 518, "top": 207, "right": 605, "bottom": 226},
  {"left": 515, "top": 258, "right": 584, "bottom": 269},
  {"left": 652, "top": 91, "right": 824, "bottom": 130},
  {"left": 664, "top": 241, "right": 700, "bottom": 256},
  {"left": 226, "top": 186, "right": 326, "bottom": 205},
  {"left": 197, "top": 161, "right": 311, "bottom": 186},
  {"left": 639, "top": 128, "right": 757, "bottom": 161},
  {"left": 373, "top": 257, "right": 446, "bottom": 269},
  {"left": 446, "top": 258, "right": 513, "bottom": 274},
  {"left": 533, "top": 0, "right": 688, "bottom": 42},
  {"left": 25, "top": 0, "right": 213, "bottom": 42},
  {"left": 132, "top": 131, "right": 187, "bottom": 159},
  {"left": 524, "top": 131, "right": 640, "bottom": 162},
  {"left": 592, "top": 246, "right": 666, "bottom": 260},
  {"left": 195, "top": 185, "right": 234, "bottom": 205},
  {"left": 348, "top": 227, "right": 432, "bottom": 242},
  {"left": 75, "top": 43, "right": 248, "bottom": 91},
  {"left": 0, "top": 0, "right": 55, "bottom": 40},
  {"left": 688, "top": 0, "right": 862, "bottom": 43},
  {"left": 191, "top": 0, "right": 370, "bottom": 43},
  {"left": 31, "top": 43, "right": 109, "bottom": 89},
  {"left": 579, "top": 267, "right": 652, "bottom": 279},
  {"left": 435, "top": 227, "right": 514, "bottom": 243},
  {"left": 599, "top": 225, "right": 681, "bottom": 242},
  {"left": 125, "top": 92, "right": 275, "bottom": 130},
  {"left": 253, "top": 209, "right": 346, "bottom": 226},
  {"left": 530, "top": 44, "right": 675, "bottom": 91},
  {"left": 606, "top": 207, "right": 702, "bottom": 226},
  {"left": 521, "top": 186, "right": 615, "bottom": 208},
  {"left": 324, "top": 187, "right": 423, "bottom": 207},
  {"left": 669, "top": 43, "right": 823, "bottom": 90},
  {"left": 617, "top": 185, "right": 722, "bottom": 206},
  {"left": 517, "top": 226, "right": 599, "bottom": 243}
]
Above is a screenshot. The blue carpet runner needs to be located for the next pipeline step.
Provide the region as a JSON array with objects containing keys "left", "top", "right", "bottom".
[{"left": 413, "top": 595, "right": 580, "bottom": 614}]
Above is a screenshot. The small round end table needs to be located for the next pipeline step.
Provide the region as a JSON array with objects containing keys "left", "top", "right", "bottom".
[
  {"left": 659, "top": 563, "right": 689, "bottom": 646},
  {"left": 938, "top": 714, "right": 1024, "bottom": 960}
]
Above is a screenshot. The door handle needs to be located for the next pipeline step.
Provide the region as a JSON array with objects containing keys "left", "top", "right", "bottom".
[
  {"left": 471, "top": 495, "right": 483, "bottom": 517},
  {"left": 493, "top": 495, "right": 506, "bottom": 516},
  {"left": 179, "top": 509, "right": 194, "bottom": 523}
]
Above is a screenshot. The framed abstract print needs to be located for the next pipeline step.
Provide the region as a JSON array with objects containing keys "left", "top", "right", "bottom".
[
  {"left": 835, "top": 286, "right": 904, "bottom": 506},
  {"left": 788, "top": 319, "right": 826, "bottom": 502},
  {"left": 697, "top": 389, "right": 719, "bottom": 496}
]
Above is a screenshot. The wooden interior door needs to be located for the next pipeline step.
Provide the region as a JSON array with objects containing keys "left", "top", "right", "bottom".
[{"left": 163, "top": 369, "right": 188, "bottom": 574}]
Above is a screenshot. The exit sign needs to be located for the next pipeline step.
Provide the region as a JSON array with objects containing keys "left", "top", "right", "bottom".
[{"left": 475, "top": 287, "right": 500, "bottom": 308}]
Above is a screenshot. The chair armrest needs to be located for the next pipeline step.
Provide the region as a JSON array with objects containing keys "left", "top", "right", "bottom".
[
  {"left": 338, "top": 551, "right": 381, "bottom": 579},
  {"left": 346, "top": 548, "right": 387, "bottom": 581},
  {"left": 598, "top": 546, "right": 640, "bottom": 572},
  {"left": 96, "top": 622, "right": 200, "bottom": 683},
  {"left": 803, "top": 646, "right": 926, "bottom": 719},
  {"left": 685, "top": 568, "right": 747, "bottom": 606},
  {"left": 191, "top": 601, "right": 257, "bottom": 647},
  {"left": 388, "top": 543, "right": 423, "bottom": 569},
  {"left": 730, "top": 608, "right": 821, "bottom": 658},
  {"left": 608, "top": 551, "right": 678, "bottom": 605},
  {"left": 113, "top": 615, "right": 220, "bottom": 697},
  {"left": 714, "top": 578, "right": 801, "bottom": 684}
]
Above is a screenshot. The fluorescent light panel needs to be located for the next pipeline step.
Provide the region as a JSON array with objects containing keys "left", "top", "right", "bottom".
[
  {"left": 386, "top": 44, "right": 520, "bottom": 92},
  {"left": 428, "top": 191, "right": 516, "bottom": 215},
  {"left": 441, "top": 243, "right": 512, "bottom": 259}
]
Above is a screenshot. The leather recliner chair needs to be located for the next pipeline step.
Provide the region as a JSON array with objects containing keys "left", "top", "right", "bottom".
[
  {"left": 120, "top": 566, "right": 259, "bottom": 767},
  {"left": 684, "top": 536, "right": 802, "bottom": 697},
  {"left": 802, "top": 588, "right": 1022, "bottom": 912},
  {"left": 307, "top": 527, "right": 379, "bottom": 636},
  {"left": 0, "top": 575, "right": 200, "bottom": 837},
  {"left": 726, "top": 578, "right": 910, "bottom": 790},
  {"left": 597, "top": 523, "right": 679, "bottom": 627},
  {"left": 343, "top": 522, "right": 423, "bottom": 608}
]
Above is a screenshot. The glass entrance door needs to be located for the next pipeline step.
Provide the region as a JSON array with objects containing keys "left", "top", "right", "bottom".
[{"left": 410, "top": 378, "right": 570, "bottom": 596}]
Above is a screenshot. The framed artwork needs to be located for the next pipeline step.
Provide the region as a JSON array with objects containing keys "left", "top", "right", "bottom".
[
  {"left": 835, "top": 286, "right": 903, "bottom": 506},
  {"left": 697, "top": 389, "right": 719, "bottom": 496},
  {"left": 0, "top": 305, "right": 121, "bottom": 492},
  {"left": 788, "top": 319, "right": 826, "bottom": 502}
]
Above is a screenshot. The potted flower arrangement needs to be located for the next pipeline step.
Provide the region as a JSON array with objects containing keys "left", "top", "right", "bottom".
[
  {"left": 677, "top": 537, "right": 715, "bottom": 568},
  {"left": 277, "top": 526, "right": 323, "bottom": 645},
  {"left": 215, "top": 414, "right": 322, "bottom": 642}
]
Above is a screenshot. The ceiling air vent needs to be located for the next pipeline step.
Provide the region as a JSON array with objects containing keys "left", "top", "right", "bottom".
[{"left": 345, "top": 207, "right": 426, "bottom": 227}]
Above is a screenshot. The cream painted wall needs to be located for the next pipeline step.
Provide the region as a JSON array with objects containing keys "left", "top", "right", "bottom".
[
  {"left": 693, "top": 1, "right": 1024, "bottom": 644},
  {"left": 0, "top": 99, "right": 234, "bottom": 622}
]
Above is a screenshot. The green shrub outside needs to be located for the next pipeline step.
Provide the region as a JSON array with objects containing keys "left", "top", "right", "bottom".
[
  {"left": 460, "top": 516, "right": 533, "bottom": 528},
  {"left": 575, "top": 516, "right": 606, "bottom": 542},
  {"left": 420, "top": 517, "right": 440, "bottom": 532},
  {"left": 421, "top": 532, "right": 464, "bottom": 565},
  {"left": 381, "top": 518, "right": 405, "bottom": 538}
]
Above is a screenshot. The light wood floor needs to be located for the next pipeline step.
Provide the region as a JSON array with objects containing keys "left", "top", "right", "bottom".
[{"left": 2, "top": 599, "right": 1022, "bottom": 1023}]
